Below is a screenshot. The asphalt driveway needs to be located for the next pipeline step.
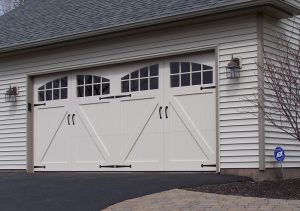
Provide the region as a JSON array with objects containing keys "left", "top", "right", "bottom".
[{"left": 0, "top": 172, "right": 248, "bottom": 211}]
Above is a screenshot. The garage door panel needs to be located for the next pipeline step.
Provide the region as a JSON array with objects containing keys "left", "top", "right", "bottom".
[
  {"left": 76, "top": 103, "right": 117, "bottom": 154},
  {"left": 121, "top": 111, "right": 164, "bottom": 170},
  {"left": 124, "top": 132, "right": 163, "bottom": 161},
  {"left": 120, "top": 93, "right": 164, "bottom": 169},
  {"left": 72, "top": 102, "right": 120, "bottom": 170},
  {"left": 73, "top": 109, "right": 107, "bottom": 165},
  {"left": 165, "top": 102, "right": 214, "bottom": 169},
  {"left": 168, "top": 95, "right": 215, "bottom": 153},
  {"left": 36, "top": 107, "right": 67, "bottom": 158},
  {"left": 34, "top": 106, "right": 72, "bottom": 171},
  {"left": 172, "top": 93, "right": 216, "bottom": 153},
  {"left": 164, "top": 54, "right": 216, "bottom": 171},
  {"left": 167, "top": 131, "right": 209, "bottom": 161},
  {"left": 71, "top": 70, "right": 122, "bottom": 170},
  {"left": 33, "top": 73, "right": 72, "bottom": 171},
  {"left": 120, "top": 98, "right": 161, "bottom": 135}
]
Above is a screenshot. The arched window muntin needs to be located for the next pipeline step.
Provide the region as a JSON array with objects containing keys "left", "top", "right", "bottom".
[
  {"left": 170, "top": 62, "right": 213, "bottom": 87},
  {"left": 38, "top": 76, "right": 68, "bottom": 102},
  {"left": 121, "top": 64, "right": 159, "bottom": 93},
  {"left": 77, "top": 75, "right": 110, "bottom": 97}
]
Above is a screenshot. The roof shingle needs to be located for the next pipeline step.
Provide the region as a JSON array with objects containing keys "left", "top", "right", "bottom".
[{"left": 0, "top": 0, "right": 297, "bottom": 51}]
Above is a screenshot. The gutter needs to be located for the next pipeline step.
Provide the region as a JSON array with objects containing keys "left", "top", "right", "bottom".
[{"left": 0, "top": 0, "right": 299, "bottom": 54}]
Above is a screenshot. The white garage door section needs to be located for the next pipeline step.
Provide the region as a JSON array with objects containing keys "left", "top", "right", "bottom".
[{"left": 33, "top": 53, "right": 216, "bottom": 171}]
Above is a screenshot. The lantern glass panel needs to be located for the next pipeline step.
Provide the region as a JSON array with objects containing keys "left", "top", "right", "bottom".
[{"left": 226, "top": 67, "right": 240, "bottom": 79}]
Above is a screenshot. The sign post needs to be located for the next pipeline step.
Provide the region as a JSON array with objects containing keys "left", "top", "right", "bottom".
[{"left": 274, "top": 146, "right": 285, "bottom": 180}]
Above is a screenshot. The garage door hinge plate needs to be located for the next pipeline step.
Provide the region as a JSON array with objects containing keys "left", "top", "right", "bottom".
[
  {"left": 99, "top": 165, "right": 132, "bottom": 168},
  {"left": 34, "top": 165, "right": 46, "bottom": 169}
]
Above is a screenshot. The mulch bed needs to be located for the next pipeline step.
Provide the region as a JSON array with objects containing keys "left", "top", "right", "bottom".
[{"left": 185, "top": 179, "right": 300, "bottom": 200}]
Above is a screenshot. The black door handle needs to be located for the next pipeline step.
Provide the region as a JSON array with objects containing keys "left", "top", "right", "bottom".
[
  {"left": 159, "top": 106, "right": 162, "bottom": 119},
  {"left": 67, "top": 114, "right": 70, "bottom": 125},
  {"left": 165, "top": 106, "right": 168, "bottom": 119},
  {"left": 72, "top": 114, "right": 75, "bottom": 125}
]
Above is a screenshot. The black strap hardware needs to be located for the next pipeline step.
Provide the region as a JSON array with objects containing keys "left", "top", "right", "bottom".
[
  {"left": 34, "top": 165, "right": 46, "bottom": 169},
  {"left": 115, "top": 94, "right": 132, "bottom": 99},
  {"left": 99, "top": 96, "right": 115, "bottom": 100},
  {"left": 99, "top": 165, "right": 132, "bottom": 168},
  {"left": 201, "top": 164, "right": 216, "bottom": 168},
  {"left": 34, "top": 103, "right": 46, "bottom": 106},
  {"left": 100, "top": 94, "right": 132, "bottom": 100},
  {"left": 200, "top": 86, "right": 216, "bottom": 90},
  {"left": 28, "top": 103, "right": 46, "bottom": 112}
]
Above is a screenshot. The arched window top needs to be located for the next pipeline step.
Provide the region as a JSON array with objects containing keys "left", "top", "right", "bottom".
[
  {"left": 121, "top": 64, "right": 159, "bottom": 93},
  {"left": 38, "top": 76, "right": 68, "bottom": 102},
  {"left": 77, "top": 75, "right": 110, "bottom": 97},
  {"left": 170, "top": 62, "right": 213, "bottom": 87}
]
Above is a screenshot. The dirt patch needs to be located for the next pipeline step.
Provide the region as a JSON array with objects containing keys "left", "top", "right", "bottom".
[{"left": 185, "top": 179, "right": 300, "bottom": 200}]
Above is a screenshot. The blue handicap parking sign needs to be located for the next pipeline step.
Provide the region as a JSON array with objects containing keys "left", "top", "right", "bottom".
[{"left": 274, "top": 146, "right": 285, "bottom": 162}]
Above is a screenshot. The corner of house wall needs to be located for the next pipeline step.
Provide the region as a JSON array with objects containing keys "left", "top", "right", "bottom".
[{"left": 257, "top": 12, "right": 266, "bottom": 171}]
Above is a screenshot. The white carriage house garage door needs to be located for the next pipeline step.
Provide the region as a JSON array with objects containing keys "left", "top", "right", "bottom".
[{"left": 33, "top": 53, "right": 217, "bottom": 171}]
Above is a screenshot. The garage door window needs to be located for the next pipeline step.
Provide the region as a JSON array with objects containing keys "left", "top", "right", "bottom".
[
  {"left": 77, "top": 75, "right": 110, "bottom": 97},
  {"left": 170, "top": 62, "right": 213, "bottom": 87},
  {"left": 121, "top": 64, "right": 159, "bottom": 93},
  {"left": 38, "top": 77, "right": 68, "bottom": 101}
]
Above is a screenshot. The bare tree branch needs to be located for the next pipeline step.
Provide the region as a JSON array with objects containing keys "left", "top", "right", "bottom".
[{"left": 252, "top": 21, "right": 300, "bottom": 142}]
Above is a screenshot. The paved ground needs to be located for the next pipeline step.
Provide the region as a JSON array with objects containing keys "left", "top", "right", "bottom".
[
  {"left": 104, "top": 189, "right": 300, "bottom": 211},
  {"left": 0, "top": 172, "right": 247, "bottom": 211}
]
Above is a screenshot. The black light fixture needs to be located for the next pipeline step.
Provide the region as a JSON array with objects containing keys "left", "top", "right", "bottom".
[
  {"left": 5, "top": 85, "right": 19, "bottom": 102},
  {"left": 226, "top": 56, "right": 241, "bottom": 79}
]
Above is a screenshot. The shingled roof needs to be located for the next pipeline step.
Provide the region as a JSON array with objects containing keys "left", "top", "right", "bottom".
[{"left": 0, "top": 0, "right": 299, "bottom": 52}]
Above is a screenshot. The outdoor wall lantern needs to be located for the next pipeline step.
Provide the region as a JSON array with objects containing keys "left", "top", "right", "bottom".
[
  {"left": 226, "top": 56, "right": 242, "bottom": 79},
  {"left": 5, "top": 85, "right": 19, "bottom": 102}
]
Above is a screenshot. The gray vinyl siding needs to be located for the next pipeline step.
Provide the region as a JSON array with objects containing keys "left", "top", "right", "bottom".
[
  {"left": 263, "top": 14, "right": 300, "bottom": 168},
  {"left": 0, "top": 14, "right": 259, "bottom": 170}
]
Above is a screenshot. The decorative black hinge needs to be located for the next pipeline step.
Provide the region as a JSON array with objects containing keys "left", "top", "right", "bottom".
[
  {"left": 28, "top": 103, "right": 46, "bottom": 111},
  {"left": 201, "top": 164, "right": 216, "bottom": 168},
  {"left": 99, "top": 94, "right": 132, "bottom": 101},
  {"left": 115, "top": 165, "right": 132, "bottom": 168},
  {"left": 99, "top": 165, "right": 114, "bottom": 168},
  {"left": 99, "top": 96, "right": 115, "bottom": 100},
  {"left": 34, "top": 165, "right": 46, "bottom": 169},
  {"left": 115, "top": 94, "right": 132, "bottom": 99},
  {"left": 99, "top": 164, "right": 132, "bottom": 168},
  {"left": 34, "top": 103, "right": 46, "bottom": 107},
  {"left": 200, "top": 86, "right": 216, "bottom": 90}
]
